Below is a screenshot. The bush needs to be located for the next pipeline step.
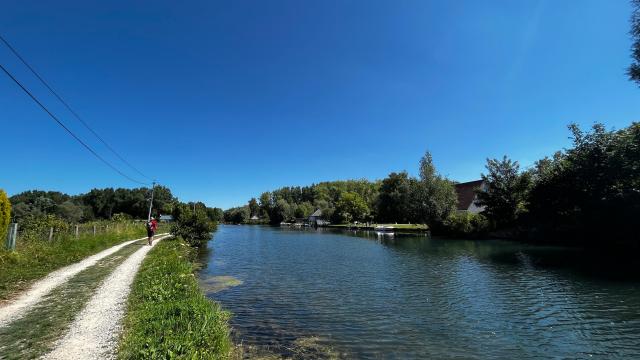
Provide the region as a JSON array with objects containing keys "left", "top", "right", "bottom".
[
  {"left": 17, "top": 214, "right": 70, "bottom": 241},
  {"left": 0, "top": 190, "right": 10, "bottom": 243},
  {"left": 170, "top": 204, "right": 215, "bottom": 247},
  {"left": 442, "top": 212, "right": 489, "bottom": 238}
]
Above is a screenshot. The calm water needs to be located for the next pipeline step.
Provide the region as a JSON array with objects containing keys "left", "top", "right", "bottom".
[{"left": 199, "top": 225, "right": 640, "bottom": 359}]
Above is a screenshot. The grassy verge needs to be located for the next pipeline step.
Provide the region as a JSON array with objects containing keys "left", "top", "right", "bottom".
[
  {"left": 118, "top": 237, "right": 232, "bottom": 360},
  {"left": 0, "top": 226, "right": 149, "bottom": 300},
  {"left": 0, "top": 240, "right": 144, "bottom": 359}
]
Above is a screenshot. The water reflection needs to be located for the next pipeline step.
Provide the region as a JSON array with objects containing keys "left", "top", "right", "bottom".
[{"left": 200, "top": 225, "right": 640, "bottom": 359}]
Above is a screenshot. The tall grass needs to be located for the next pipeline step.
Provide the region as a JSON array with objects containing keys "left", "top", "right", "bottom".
[
  {"left": 118, "top": 237, "right": 232, "bottom": 359},
  {"left": 0, "top": 223, "right": 155, "bottom": 300}
]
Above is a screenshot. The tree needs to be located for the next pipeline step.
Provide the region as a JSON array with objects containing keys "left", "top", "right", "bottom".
[
  {"left": 412, "top": 152, "right": 458, "bottom": 224},
  {"left": 171, "top": 203, "right": 215, "bottom": 247},
  {"left": 55, "top": 200, "right": 84, "bottom": 223},
  {"left": 273, "top": 199, "right": 292, "bottom": 223},
  {"left": 0, "top": 190, "right": 11, "bottom": 241},
  {"left": 206, "top": 207, "right": 224, "bottom": 222},
  {"left": 630, "top": 0, "right": 640, "bottom": 84},
  {"left": 527, "top": 123, "right": 640, "bottom": 246},
  {"left": 335, "top": 192, "right": 369, "bottom": 223},
  {"left": 248, "top": 198, "right": 260, "bottom": 217},
  {"left": 223, "top": 206, "right": 249, "bottom": 224},
  {"left": 152, "top": 185, "right": 176, "bottom": 215},
  {"left": 376, "top": 172, "right": 414, "bottom": 223},
  {"left": 476, "top": 156, "right": 532, "bottom": 228},
  {"left": 259, "top": 192, "right": 272, "bottom": 222}
]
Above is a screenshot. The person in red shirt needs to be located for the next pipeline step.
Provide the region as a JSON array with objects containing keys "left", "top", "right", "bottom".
[{"left": 147, "top": 217, "right": 158, "bottom": 246}]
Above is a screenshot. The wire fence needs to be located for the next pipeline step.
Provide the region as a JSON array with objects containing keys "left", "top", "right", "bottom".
[{"left": 5, "top": 220, "right": 172, "bottom": 250}]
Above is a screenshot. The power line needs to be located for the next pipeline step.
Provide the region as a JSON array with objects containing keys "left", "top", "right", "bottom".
[
  {"left": 0, "top": 62, "right": 150, "bottom": 186},
  {"left": 0, "top": 34, "right": 152, "bottom": 181}
]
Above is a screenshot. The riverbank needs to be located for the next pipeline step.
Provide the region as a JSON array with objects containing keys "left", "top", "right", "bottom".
[
  {"left": 325, "top": 223, "right": 429, "bottom": 233},
  {"left": 118, "top": 236, "right": 233, "bottom": 359}
]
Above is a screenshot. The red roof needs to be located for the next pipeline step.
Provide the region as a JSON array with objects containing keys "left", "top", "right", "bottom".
[{"left": 455, "top": 180, "right": 484, "bottom": 210}]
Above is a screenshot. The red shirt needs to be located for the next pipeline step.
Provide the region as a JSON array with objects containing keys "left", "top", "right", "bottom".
[{"left": 151, "top": 219, "right": 158, "bottom": 231}]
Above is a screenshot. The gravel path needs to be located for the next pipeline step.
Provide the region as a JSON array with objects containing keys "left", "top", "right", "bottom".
[
  {"left": 0, "top": 235, "right": 165, "bottom": 328},
  {"left": 43, "top": 234, "right": 171, "bottom": 360}
]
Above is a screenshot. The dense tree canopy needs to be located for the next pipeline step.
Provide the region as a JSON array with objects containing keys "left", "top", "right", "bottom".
[
  {"left": 525, "top": 123, "right": 640, "bottom": 246},
  {"left": 629, "top": 0, "right": 640, "bottom": 84},
  {"left": 234, "top": 152, "right": 457, "bottom": 227},
  {"left": 376, "top": 172, "right": 415, "bottom": 223},
  {"left": 9, "top": 186, "right": 178, "bottom": 222},
  {"left": 335, "top": 192, "right": 370, "bottom": 223},
  {"left": 474, "top": 123, "right": 639, "bottom": 247}
]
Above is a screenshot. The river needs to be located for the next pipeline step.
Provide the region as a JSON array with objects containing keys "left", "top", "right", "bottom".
[{"left": 198, "top": 225, "right": 640, "bottom": 359}]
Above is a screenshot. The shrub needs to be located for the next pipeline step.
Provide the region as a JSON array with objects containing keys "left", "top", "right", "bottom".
[
  {"left": 442, "top": 212, "right": 489, "bottom": 237},
  {"left": 17, "top": 214, "right": 70, "bottom": 241},
  {"left": 112, "top": 213, "right": 133, "bottom": 222},
  {"left": 170, "top": 204, "right": 215, "bottom": 247},
  {"left": 0, "top": 190, "right": 10, "bottom": 242}
]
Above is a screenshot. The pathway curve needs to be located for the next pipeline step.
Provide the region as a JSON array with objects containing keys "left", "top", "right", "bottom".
[
  {"left": 43, "top": 234, "right": 171, "bottom": 360},
  {"left": 0, "top": 234, "right": 167, "bottom": 328}
]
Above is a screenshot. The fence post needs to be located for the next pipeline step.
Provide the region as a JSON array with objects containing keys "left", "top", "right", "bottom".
[
  {"left": 75, "top": 225, "right": 79, "bottom": 238},
  {"left": 5, "top": 223, "right": 17, "bottom": 251},
  {"left": 106, "top": 224, "right": 109, "bottom": 232},
  {"left": 49, "top": 227, "right": 54, "bottom": 241},
  {"left": 93, "top": 225, "right": 96, "bottom": 236}
]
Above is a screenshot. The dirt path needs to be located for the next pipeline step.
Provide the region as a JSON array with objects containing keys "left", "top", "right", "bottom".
[
  {"left": 0, "top": 235, "right": 166, "bottom": 328},
  {"left": 43, "top": 234, "right": 171, "bottom": 360}
]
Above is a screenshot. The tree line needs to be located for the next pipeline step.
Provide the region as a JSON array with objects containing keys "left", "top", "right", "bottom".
[
  {"left": 4, "top": 186, "right": 225, "bottom": 247},
  {"left": 225, "top": 151, "right": 460, "bottom": 227},
  {"left": 8, "top": 186, "right": 223, "bottom": 223},
  {"left": 227, "top": 122, "right": 639, "bottom": 249},
  {"left": 477, "top": 122, "right": 639, "bottom": 248}
]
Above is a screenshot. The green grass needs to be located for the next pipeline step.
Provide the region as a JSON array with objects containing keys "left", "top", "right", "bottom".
[
  {"left": 117, "top": 237, "right": 232, "bottom": 360},
  {"left": 0, "top": 225, "right": 148, "bottom": 300},
  {"left": 0, "top": 241, "right": 144, "bottom": 360}
]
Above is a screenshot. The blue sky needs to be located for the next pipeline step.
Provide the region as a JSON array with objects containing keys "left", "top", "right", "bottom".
[{"left": 1, "top": 0, "right": 638, "bottom": 209}]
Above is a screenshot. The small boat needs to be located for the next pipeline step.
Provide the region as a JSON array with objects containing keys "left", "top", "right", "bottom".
[{"left": 374, "top": 225, "right": 395, "bottom": 232}]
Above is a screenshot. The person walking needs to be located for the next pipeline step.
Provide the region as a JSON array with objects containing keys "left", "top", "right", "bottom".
[{"left": 146, "top": 217, "right": 158, "bottom": 246}]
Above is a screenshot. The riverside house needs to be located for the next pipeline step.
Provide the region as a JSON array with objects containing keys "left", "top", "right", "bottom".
[
  {"left": 308, "top": 209, "right": 328, "bottom": 226},
  {"left": 454, "top": 180, "right": 486, "bottom": 214}
]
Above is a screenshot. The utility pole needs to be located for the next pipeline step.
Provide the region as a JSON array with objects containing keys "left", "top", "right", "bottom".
[{"left": 147, "top": 181, "right": 156, "bottom": 222}]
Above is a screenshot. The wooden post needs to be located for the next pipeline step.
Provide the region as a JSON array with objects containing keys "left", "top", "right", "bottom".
[
  {"left": 93, "top": 225, "right": 96, "bottom": 236},
  {"left": 106, "top": 224, "right": 109, "bottom": 232},
  {"left": 5, "top": 223, "right": 17, "bottom": 251},
  {"left": 75, "top": 225, "right": 79, "bottom": 238},
  {"left": 49, "top": 227, "right": 54, "bottom": 241}
]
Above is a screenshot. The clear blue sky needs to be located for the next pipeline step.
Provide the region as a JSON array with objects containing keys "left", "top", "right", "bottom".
[{"left": 1, "top": 0, "right": 638, "bottom": 209}]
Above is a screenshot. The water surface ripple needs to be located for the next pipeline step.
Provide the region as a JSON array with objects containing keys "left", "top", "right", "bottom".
[{"left": 199, "top": 225, "right": 640, "bottom": 359}]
